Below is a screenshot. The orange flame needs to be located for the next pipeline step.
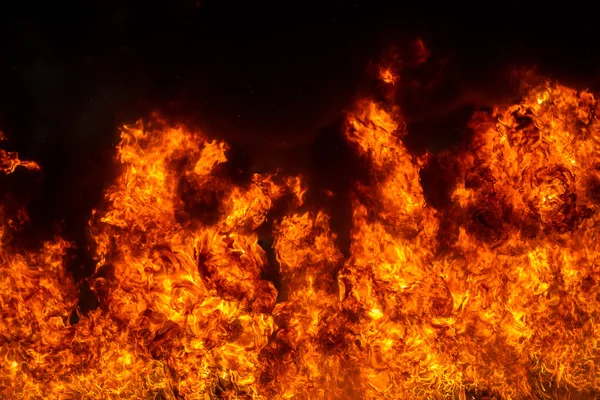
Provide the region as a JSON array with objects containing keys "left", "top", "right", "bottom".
[
  {"left": 1, "top": 73, "right": 600, "bottom": 399},
  {"left": 0, "top": 132, "right": 39, "bottom": 174}
]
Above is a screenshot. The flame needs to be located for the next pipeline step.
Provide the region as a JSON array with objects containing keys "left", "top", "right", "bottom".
[
  {"left": 0, "top": 149, "right": 74, "bottom": 398},
  {"left": 0, "top": 132, "right": 39, "bottom": 173},
  {"left": 446, "top": 81, "right": 600, "bottom": 398},
  {"left": 1, "top": 72, "right": 600, "bottom": 398},
  {"left": 379, "top": 68, "right": 398, "bottom": 85}
]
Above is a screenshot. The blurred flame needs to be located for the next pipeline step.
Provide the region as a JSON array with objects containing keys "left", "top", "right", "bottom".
[
  {"left": 379, "top": 68, "right": 397, "bottom": 85},
  {"left": 1, "top": 74, "right": 600, "bottom": 399}
]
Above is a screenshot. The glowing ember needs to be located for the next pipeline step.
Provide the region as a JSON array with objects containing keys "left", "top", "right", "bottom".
[{"left": 1, "top": 69, "right": 599, "bottom": 399}]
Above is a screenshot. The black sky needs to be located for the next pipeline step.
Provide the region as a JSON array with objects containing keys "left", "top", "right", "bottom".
[{"left": 1, "top": 1, "right": 600, "bottom": 277}]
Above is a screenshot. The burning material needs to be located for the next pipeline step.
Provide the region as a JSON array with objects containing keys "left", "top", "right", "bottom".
[{"left": 1, "top": 63, "right": 600, "bottom": 399}]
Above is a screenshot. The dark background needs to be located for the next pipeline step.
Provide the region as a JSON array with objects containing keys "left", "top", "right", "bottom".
[{"left": 1, "top": 1, "right": 600, "bottom": 283}]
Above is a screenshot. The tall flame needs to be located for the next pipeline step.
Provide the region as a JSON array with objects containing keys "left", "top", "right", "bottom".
[{"left": 1, "top": 74, "right": 600, "bottom": 398}]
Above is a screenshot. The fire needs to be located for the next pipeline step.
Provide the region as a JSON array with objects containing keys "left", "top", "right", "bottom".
[
  {"left": 1, "top": 65, "right": 600, "bottom": 398},
  {"left": 445, "top": 81, "right": 600, "bottom": 398},
  {"left": 0, "top": 132, "right": 39, "bottom": 174},
  {"left": 379, "top": 68, "right": 397, "bottom": 85}
]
